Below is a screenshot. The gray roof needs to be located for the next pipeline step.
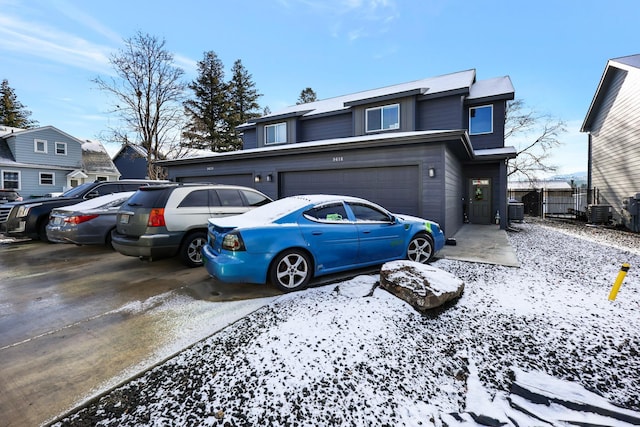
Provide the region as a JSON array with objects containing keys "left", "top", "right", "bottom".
[
  {"left": 611, "top": 54, "right": 640, "bottom": 69},
  {"left": 81, "top": 140, "right": 120, "bottom": 175},
  {"left": 243, "top": 69, "right": 514, "bottom": 127}
]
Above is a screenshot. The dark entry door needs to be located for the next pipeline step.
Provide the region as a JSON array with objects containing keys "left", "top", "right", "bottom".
[{"left": 468, "top": 178, "right": 491, "bottom": 224}]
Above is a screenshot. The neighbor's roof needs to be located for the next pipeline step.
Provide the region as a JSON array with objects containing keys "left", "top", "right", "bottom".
[
  {"left": 240, "top": 69, "right": 514, "bottom": 128},
  {"left": 508, "top": 180, "right": 573, "bottom": 190},
  {"left": 581, "top": 54, "right": 640, "bottom": 132},
  {"left": 82, "top": 140, "right": 120, "bottom": 175}
]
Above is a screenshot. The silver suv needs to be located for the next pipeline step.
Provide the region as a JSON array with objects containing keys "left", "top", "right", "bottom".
[{"left": 111, "top": 183, "right": 272, "bottom": 267}]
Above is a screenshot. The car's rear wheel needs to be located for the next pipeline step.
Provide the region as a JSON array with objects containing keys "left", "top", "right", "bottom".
[
  {"left": 407, "top": 233, "right": 434, "bottom": 263},
  {"left": 180, "top": 231, "right": 207, "bottom": 268},
  {"left": 270, "top": 250, "right": 312, "bottom": 292}
]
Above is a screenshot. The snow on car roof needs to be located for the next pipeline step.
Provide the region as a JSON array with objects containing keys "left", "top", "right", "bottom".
[
  {"left": 209, "top": 194, "right": 370, "bottom": 228},
  {"left": 57, "top": 191, "right": 135, "bottom": 212}
]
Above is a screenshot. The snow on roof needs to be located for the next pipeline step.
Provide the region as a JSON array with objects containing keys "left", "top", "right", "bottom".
[
  {"left": 0, "top": 125, "right": 23, "bottom": 137},
  {"left": 468, "top": 76, "right": 514, "bottom": 100},
  {"left": 82, "top": 139, "right": 108, "bottom": 153},
  {"left": 508, "top": 180, "right": 572, "bottom": 190},
  {"left": 255, "top": 70, "right": 478, "bottom": 121}
]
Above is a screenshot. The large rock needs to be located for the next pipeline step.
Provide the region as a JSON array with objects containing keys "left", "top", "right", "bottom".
[{"left": 380, "top": 260, "right": 464, "bottom": 312}]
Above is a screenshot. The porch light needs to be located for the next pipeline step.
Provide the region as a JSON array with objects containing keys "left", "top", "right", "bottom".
[
  {"left": 254, "top": 175, "right": 262, "bottom": 183},
  {"left": 428, "top": 168, "right": 436, "bottom": 178}
]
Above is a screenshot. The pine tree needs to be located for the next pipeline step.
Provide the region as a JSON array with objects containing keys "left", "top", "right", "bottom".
[
  {"left": 297, "top": 87, "right": 317, "bottom": 104},
  {"left": 0, "top": 79, "right": 38, "bottom": 128},
  {"left": 183, "top": 51, "right": 231, "bottom": 152},
  {"left": 227, "top": 59, "right": 261, "bottom": 149}
]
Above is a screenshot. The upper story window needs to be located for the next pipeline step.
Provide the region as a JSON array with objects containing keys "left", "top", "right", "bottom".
[
  {"left": 366, "top": 104, "right": 399, "bottom": 132},
  {"left": 34, "top": 139, "right": 47, "bottom": 153},
  {"left": 469, "top": 105, "right": 493, "bottom": 135},
  {"left": 55, "top": 142, "right": 67, "bottom": 155},
  {"left": 265, "top": 123, "right": 287, "bottom": 145}
]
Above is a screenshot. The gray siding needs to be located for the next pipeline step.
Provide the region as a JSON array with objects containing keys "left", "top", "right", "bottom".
[
  {"left": 443, "top": 148, "right": 464, "bottom": 236},
  {"left": 241, "top": 128, "right": 257, "bottom": 149},
  {"left": 352, "top": 97, "right": 416, "bottom": 136},
  {"left": 166, "top": 139, "right": 457, "bottom": 230},
  {"left": 299, "top": 113, "right": 352, "bottom": 142},
  {"left": 466, "top": 100, "right": 507, "bottom": 150},
  {"left": 417, "top": 96, "right": 464, "bottom": 130},
  {"left": 590, "top": 67, "right": 640, "bottom": 221}
]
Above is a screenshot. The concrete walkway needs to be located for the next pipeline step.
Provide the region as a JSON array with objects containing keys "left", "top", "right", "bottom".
[{"left": 439, "top": 224, "right": 520, "bottom": 267}]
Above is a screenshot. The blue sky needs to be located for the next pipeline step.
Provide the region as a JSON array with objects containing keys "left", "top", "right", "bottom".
[{"left": 1, "top": 0, "right": 639, "bottom": 175}]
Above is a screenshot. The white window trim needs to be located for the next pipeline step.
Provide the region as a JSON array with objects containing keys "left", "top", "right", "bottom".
[
  {"left": 39, "top": 172, "right": 55, "bottom": 186},
  {"left": 55, "top": 142, "right": 67, "bottom": 156},
  {"left": 264, "top": 122, "right": 287, "bottom": 145},
  {"left": 469, "top": 104, "right": 494, "bottom": 135},
  {"left": 365, "top": 103, "right": 400, "bottom": 133},
  {"left": 34, "top": 139, "right": 48, "bottom": 154},
  {"left": 2, "top": 169, "right": 21, "bottom": 190}
]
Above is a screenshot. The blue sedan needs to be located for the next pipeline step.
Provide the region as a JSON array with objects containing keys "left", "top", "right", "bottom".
[{"left": 202, "top": 195, "right": 445, "bottom": 292}]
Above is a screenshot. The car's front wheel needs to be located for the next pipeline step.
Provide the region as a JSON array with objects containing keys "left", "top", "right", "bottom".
[
  {"left": 407, "top": 233, "right": 434, "bottom": 263},
  {"left": 270, "top": 250, "right": 312, "bottom": 292},
  {"left": 180, "top": 231, "right": 207, "bottom": 268}
]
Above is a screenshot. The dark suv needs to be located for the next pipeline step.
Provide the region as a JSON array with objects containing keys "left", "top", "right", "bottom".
[
  {"left": 111, "top": 183, "right": 272, "bottom": 267},
  {"left": 0, "top": 189, "right": 22, "bottom": 204},
  {"left": 0, "top": 180, "right": 166, "bottom": 241}
]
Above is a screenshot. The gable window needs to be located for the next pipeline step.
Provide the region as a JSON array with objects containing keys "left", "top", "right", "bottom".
[
  {"left": 2, "top": 170, "right": 20, "bottom": 190},
  {"left": 34, "top": 139, "right": 48, "bottom": 153},
  {"left": 55, "top": 142, "right": 67, "bottom": 155},
  {"left": 39, "top": 172, "right": 55, "bottom": 186},
  {"left": 366, "top": 104, "right": 399, "bottom": 132},
  {"left": 265, "top": 123, "right": 287, "bottom": 145},
  {"left": 96, "top": 176, "right": 108, "bottom": 182},
  {"left": 469, "top": 105, "right": 493, "bottom": 135}
]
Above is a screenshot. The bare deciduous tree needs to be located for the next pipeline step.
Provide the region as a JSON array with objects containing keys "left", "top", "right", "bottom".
[
  {"left": 93, "top": 31, "right": 186, "bottom": 179},
  {"left": 505, "top": 99, "right": 566, "bottom": 182}
]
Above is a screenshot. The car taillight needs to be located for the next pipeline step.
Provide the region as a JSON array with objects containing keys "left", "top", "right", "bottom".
[
  {"left": 147, "top": 208, "right": 166, "bottom": 227},
  {"left": 222, "top": 232, "right": 246, "bottom": 251},
  {"left": 65, "top": 214, "right": 99, "bottom": 225}
]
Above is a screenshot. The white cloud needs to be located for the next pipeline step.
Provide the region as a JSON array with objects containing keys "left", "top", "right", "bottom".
[{"left": 0, "top": 14, "right": 112, "bottom": 74}]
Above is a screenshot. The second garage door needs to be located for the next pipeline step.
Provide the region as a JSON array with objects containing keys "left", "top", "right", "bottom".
[{"left": 280, "top": 166, "right": 420, "bottom": 216}]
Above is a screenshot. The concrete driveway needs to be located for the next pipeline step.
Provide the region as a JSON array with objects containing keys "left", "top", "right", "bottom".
[{"left": 0, "top": 239, "right": 283, "bottom": 427}]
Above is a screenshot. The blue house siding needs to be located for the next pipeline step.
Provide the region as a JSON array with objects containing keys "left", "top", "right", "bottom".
[
  {"left": 241, "top": 128, "right": 257, "bottom": 149},
  {"left": 7, "top": 128, "right": 82, "bottom": 168},
  {"left": 113, "top": 145, "right": 148, "bottom": 179}
]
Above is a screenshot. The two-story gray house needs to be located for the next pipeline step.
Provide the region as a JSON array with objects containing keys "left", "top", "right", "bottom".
[
  {"left": 581, "top": 54, "right": 640, "bottom": 225},
  {"left": 0, "top": 125, "right": 120, "bottom": 198},
  {"left": 158, "top": 69, "right": 516, "bottom": 237}
]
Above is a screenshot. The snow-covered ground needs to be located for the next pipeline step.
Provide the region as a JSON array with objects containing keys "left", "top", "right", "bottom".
[{"left": 54, "top": 219, "right": 640, "bottom": 426}]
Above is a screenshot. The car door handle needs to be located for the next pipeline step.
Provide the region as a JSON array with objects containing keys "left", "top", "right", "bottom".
[
  {"left": 311, "top": 231, "right": 323, "bottom": 235},
  {"left": 362, "top": 230, "right": 371, "bottom": 234}
]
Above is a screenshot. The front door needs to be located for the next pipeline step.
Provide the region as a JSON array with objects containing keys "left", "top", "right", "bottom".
[{"left": 468, "top": 178, "right": 492, "bottom": 224}]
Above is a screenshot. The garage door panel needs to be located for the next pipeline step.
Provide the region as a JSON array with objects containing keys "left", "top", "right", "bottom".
[{"left": 281, "top": 166, "right": 419, "bottom": 216}]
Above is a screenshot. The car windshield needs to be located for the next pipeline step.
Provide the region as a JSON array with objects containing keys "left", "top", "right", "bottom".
[{"left": 61, "top": 182, "right": 95, "bottom": 198}]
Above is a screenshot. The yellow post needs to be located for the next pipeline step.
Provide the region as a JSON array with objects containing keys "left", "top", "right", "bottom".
[{"left": 608, "top": 263, "right": 630, "bottom": 301}]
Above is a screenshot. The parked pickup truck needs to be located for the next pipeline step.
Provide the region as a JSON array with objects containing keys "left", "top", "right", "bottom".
[{"left": 0, "top": 179, "right": 166, "bottom": 241}]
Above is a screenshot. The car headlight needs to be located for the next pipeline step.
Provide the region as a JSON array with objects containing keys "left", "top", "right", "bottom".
[{"left": 16, "top": 202, "right": 42, "bottom": 218}]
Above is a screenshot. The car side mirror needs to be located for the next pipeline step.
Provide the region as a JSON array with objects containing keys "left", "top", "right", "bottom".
[{"left": 86, "top": 191, "right": 99, "bottom": 199}]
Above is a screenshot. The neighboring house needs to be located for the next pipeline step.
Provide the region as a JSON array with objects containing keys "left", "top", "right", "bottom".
[
  {"left": 158, "top": 69, "right": 516, "bottom": 237},
  {"left": 581, "top": 54, "right": 640, "bottom": 224},
  {"left": 112, "top": 143, "right": 149, "bottom": 179},
  {"left": 0, "top": 125, "right": 120, "bottom": 198}
]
